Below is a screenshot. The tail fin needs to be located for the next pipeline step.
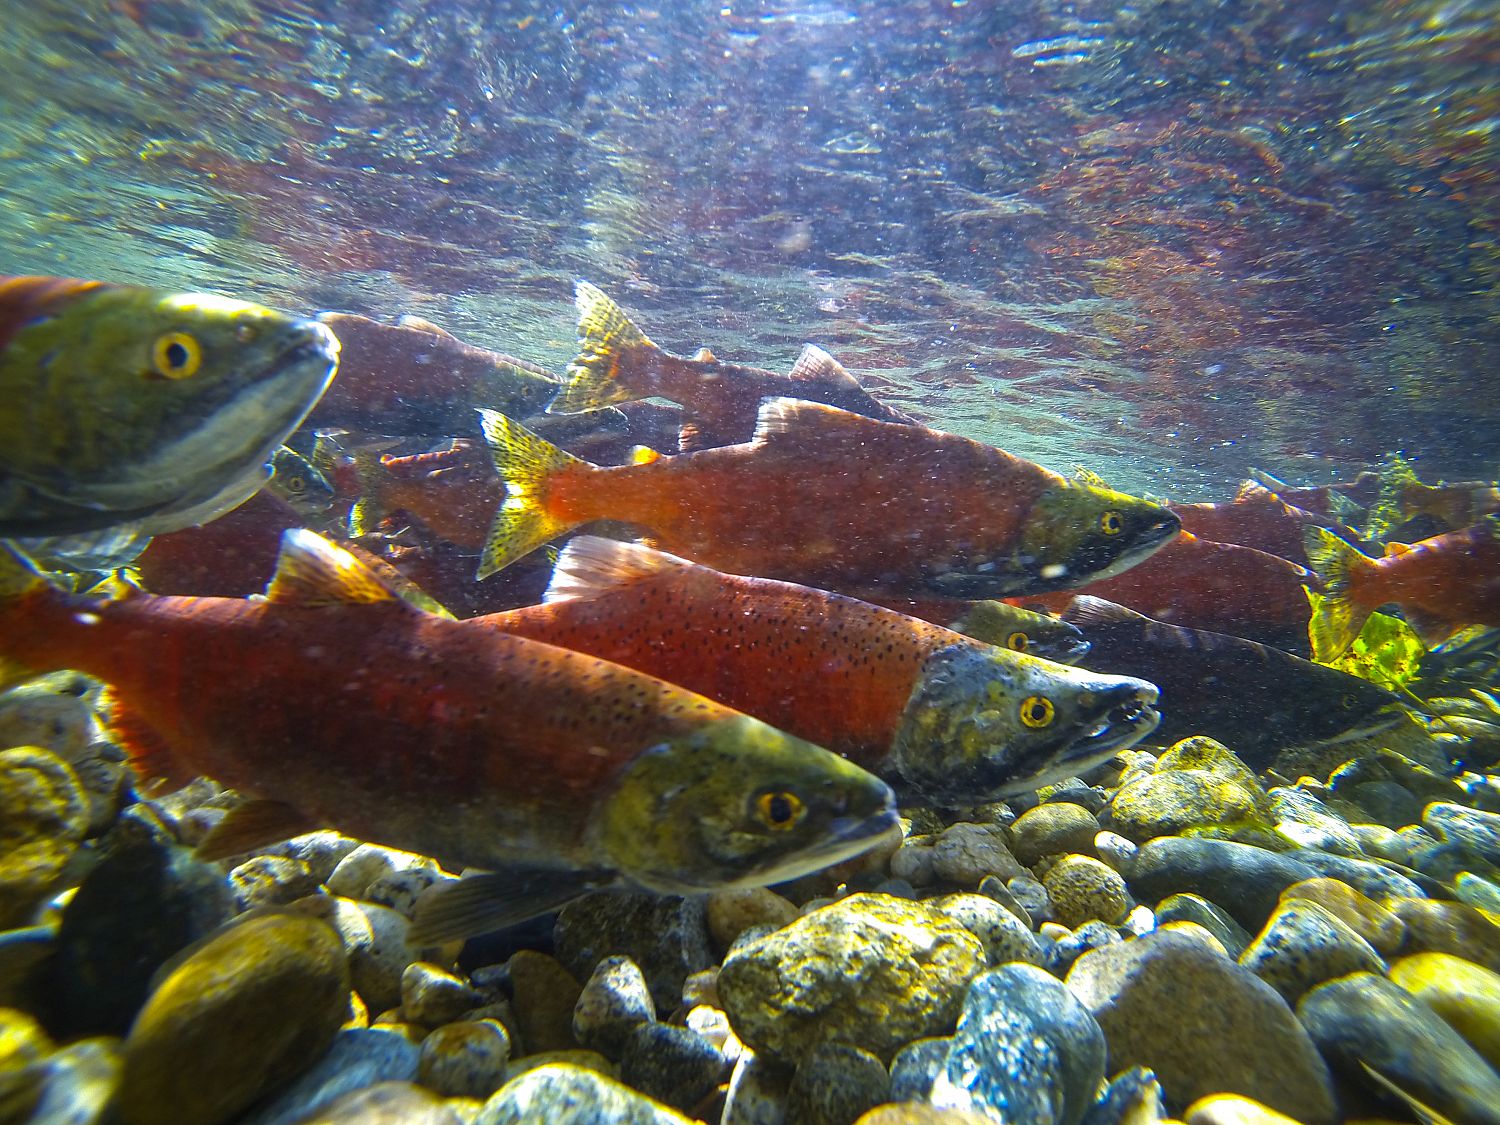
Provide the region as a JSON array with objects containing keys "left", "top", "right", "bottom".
[
  {"left": 0, "top": 542, "right": 54, "bottom": 689},
  {"left": 548, "top": 282, "right": 655, "bottom": 414},
  {"left": 1303, "top": 527, "right": 1379, "bottom": 662},
  {"left": 1367, "top": 452, "right": 1420, "bottom": 538},
  {"left": 476, "top": 409, "right": 589, "bottom": 579},
  {"left": 344, "top": 451, "right": 388, "bottom": 539}
]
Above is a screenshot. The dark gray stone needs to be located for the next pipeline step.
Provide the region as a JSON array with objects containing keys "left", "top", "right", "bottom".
[
  {"left": 1346, "top": 780, "right": 1423, "bottom": 829},
  {"left": 1043, "top": 921, "right": 1121, "bottom": 976},
  {"left": 1280, "top": 848, "right": 1425, "bottom": 902},
  {"left": 1079, "top": 1066, "right": 1166, "bottom": 1125},
  {"left": 554, "top": 892, "right": 714, "bottom": 1014},
  {"left": 236, "top": 1028, "right": 420, "bottom": 1125},
  {"left": 1126, "top": 838, "right": 1320, "bottom": 931},
  {"left": 786, "top": 1043, "right": 889, "bottom": 1125},
  {"left": 572, "top": 955, "right": 656, "bottom": 1058},
  {"left": 618, "top": 1021, "right": 726, "bottom": 1114},
  {"left": 889, "top": 1037, "right": 950, "bottom": 1102}
]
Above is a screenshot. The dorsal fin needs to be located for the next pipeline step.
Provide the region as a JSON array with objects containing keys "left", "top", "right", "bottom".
[
  {"left": 1073, "top": 465, "right": 1110, "bottom": 489},
  {"left": 266, "top": 529, "right": 402, "bottom": 607},
  {"left": 545, "top": 535, "right": 694, "bottom": 605},
  {"left": 751, "top": 397, "right": 874, "bottom": 446},
  {"left": 1234, "top": 479, "right": 1278, "bottom": 503},
  {"left": 692, "top": 347, "right": 718, "bottom": 363},
  {"left": 1063, "top": 595, "right": 1151, "bottom": 629},
  {"left": 788, "top": 344, "right": 862, "bottom": 390}
]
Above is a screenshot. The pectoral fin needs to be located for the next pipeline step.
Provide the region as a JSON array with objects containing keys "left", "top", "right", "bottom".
[
  {"left": 194, "top": 799, "right": 320, "bottom": 861},
  {"left": 410, "top": 866, "right": 615, "bottom": 945}
]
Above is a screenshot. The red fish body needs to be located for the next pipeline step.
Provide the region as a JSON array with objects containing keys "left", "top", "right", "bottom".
[
  {"left": 132, "top": 490, "right": 305, "bottom": 597},
  {"left": 1170, "top": 482, "right": 1326, "bottom": 564},
  {"left": 354, "top": 439, "right": 501, "bottom": 552}
]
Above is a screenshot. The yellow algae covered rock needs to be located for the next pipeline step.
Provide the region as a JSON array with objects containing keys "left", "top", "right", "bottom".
[
  {"left": 1043, "top": 854, "right": 1131, "bottom": 928},
  {"left": 1384, "top": 896, "right": 1500, "bottom": 973},
  {"left": 1185, "top": 1092, "right": 1302, "bottom": 1125},
  {"left": 1107, "top": 739, "right": 1271, "bottom": 844},
  {"left": 1009, "top": 802, "right": 1102, "bottom": 867},
  {"left": 0, "top": 745, "right": 89, "bottom": 928},
  {"left": 1277, "top": 877, "right": 1405, "bottom": 956},
  {"left": 1157, "top": 738, "right": 1266, "bottom": 795},
  {"left": 1238, "top": 900, "right": 1385, "bottom": 1003},
  {"left": 1390, "top": 951, "right": 1500, "bottom": 1068},
  {"left": 717, "top": 892, "right": 985, "bottom": 1064},
  {"left": 0, "top": 1005, "right": 54, "bottom": 1122},
  {"left": 117, "top": 911, "right": 350, "bottom": 1125}
]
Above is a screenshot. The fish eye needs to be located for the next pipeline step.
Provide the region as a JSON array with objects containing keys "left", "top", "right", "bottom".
[
  {"left": 1007, "top": 631, "right": 1030, "bottom": 652},
  {"left": 283, "top": 475, "right": 307, "bottom": 494},
  {"left": 152, "top": 332, "right": 202, "bottom": 379},
  {"left": 1340, "top": 694, "right": 1356, "bottom": 710},
  {"left": 1100, "top": 510, "right": 1124, "bottom": 536},
  {"left": 755, "top": 790, "right": 805, "bottom": 830},
  {"left": 1019, "top": 695, "right": 1055, "bottom": 728}
]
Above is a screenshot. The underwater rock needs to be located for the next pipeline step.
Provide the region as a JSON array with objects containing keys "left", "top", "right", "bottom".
[
  {"left": 1237, "top": 900, "right": 1385, "bottom": 1003},
  {"left": 889, "top": 834, "right": 938, "bottom": 887},
  {"left": 855, "top": 1108, "right": 996, "bottom": 1125},
  {"left": 259, "top": 833, "right": 361, "bottom": 885},
  {"left": 721, "top": 1049, "right": 791, "bottom": 1125},
  {"left": 0, "top": 1006, "right": 53, "bottom": 1118},
  {"left": 49, "top": 807, "right": 235, "bottom": 1037},
  {"left": 294, "top": 896, "right": 427, "bottom": 1015},
  {"left": 1064, "top": 930, "right": 1336, "bottom": 1122},
  {"left": 1009, "top": 804, "right": 1102, "bottom": 867},
  {"left": 1043, "top": 855, "right": 1131, "bottom": 928},
  {"left": 787, "top": 1042, "right": 889, "bottom": 1125},
  {"left": 235, "top": 1027, "right": 421, "bottom": 1125},
  {"left": 1125, "top": 838, "right": 1321, "bottom": 931},
  {"left": 475, "top": 1062, "right": 695, "bottom": 1124},
  {"left": 1384, "top": 896, "right": 1500, "bottom": 972},
  {"left": 930, "top": 823, "right": 1025, "bottom": 887},
  {"left": 717, "top": 893, "right": 985, "bottom": 1064},
  {"left": 927, "top": 893, "right": 1043, "bottom": 967},
  {"left": 1345, "top": 781, "right": 1424, "bottom": 830},
  {"left": 401, "top": 962, "right": 485, "bottom": 1027},
  {"left": 889, "top": 1036, "right": 950, "bottom": 1102},
  {"left": 1423, "top": 801, "right": 1500, "bottom": 864},
  {"left": 1389, "top": 951, "right": 1500, "bottom": 1068},
  {"left": 974, "top": 876, "right": 1032, "bottom": 927},
  {"left": 0, "top": 678, "right": 102, "bottom": 761},
  {"left": 1275, "top": 878, "right": 1405, "bottom": 957},
  {"left": 501, "top": 1048, "right": 615, "bottom": 1083},
  {"left": 1043, "top": 921, "right": 1122, "bottom": 977},
  {"left": 1153, "top": 894, "right": 1251, "bottom": 959},
  {"left": 706, "top": 888, "right": 799, "bottom": 954},
  {"left": 0, "top": 745, "right": 89, "bottom": 929},
  {"left": 1268, "top": 788, "right": 1363, "bottom": 857},
  {"left": 572, "top": 955, "right": 656, "bottom": 1058},
  {"left": 1005, "top": 873, "right": 1055, "bottom": 926},
  {"left": 417, "top": 1019, "right": 511, "bottom": 1099},
  {"left": 289, "top": 1080, "right": 461, "bottom": 1125},
  {"left": 1107, "top": 773, "right": 1265, "bottom": 844},
  {"left": 1092, "top": 832, "right": 1138, "bottom": 877},
  {"left": 1297, "top": 971, "right": 1500, "bottom": 1125},
  {"left": 1080, "top": 1066, "right": 1168, "bottom": 1125},
  {"left": 618, "top": 1021, "right": 727, "bottom": 1113},
  {"left": 229, "top": 856, "right": 323, "bottom": 912},
  {"left": 1278, "top": 847, "right": 1425, "bottom": 901},
  {"left": 16, "top": 1035, "right": 122, "bottom": 1125},
  {"left": 116, "top": 912, "right": 349, "bottom": 1125},
  {"left": 1183, "top": 1092, "right": 1303, "bottom": 1125},
  {"left": 508, "top": 950, "right": 581, "bottom": 1054},
  {"left": 685, "top": 1004, "right": 739, "bottom": 1065},
  {"left": 554, "top": 892, "right": 715, "bottom": 1015},
  {"left": 366, "top": 867, "right": 450, "bottom": 921},
  {"left": 325, "top": 844, "right": 440, "bottom": 902},
  {"left": 933, "top": 963, "right": 1105, "bottom": 1125}
]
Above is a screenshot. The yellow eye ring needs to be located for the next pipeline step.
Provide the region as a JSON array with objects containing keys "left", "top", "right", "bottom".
[
  {"left": 1007, "top": 631, "right": 1030, "bottom": 652},
  {"left": 756, "top": 790, "right": 805, "bottom": 830},
  {"left": 152, "top": 332, "right": 202, "bottom": 379},
  {"left": 1100, "top": 510, "right": 1124, "bottom": 536},
  {"left": 283, "top": 475, "right": 307, "bottom": 494},
  {"left": 1019, "top": 695, "right": 1055, "bottom": 728}
]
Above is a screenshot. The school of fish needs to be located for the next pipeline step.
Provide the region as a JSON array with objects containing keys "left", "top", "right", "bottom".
[{"left": 5, "top": 273, "right": 1495, "bottom": 941}]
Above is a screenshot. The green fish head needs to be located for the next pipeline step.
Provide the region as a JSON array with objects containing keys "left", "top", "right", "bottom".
[
  {"left": 596, "top": 715, "right": 898, "bottom": 895},
  {"left": 1012, "top": 482, "right": 1180, "bottom": 592},
  {"left": 890, "top": 642, "right": 1160, "bottom": 805},
  {"left": 950, "top": 599, "right": 1091, "bottom": 664}
]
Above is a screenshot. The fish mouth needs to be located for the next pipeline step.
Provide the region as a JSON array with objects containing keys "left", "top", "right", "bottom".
[
  {"left": 1080, "top": 511, "right": 1181, "bottom": 585},
  {"left": 739, "top": 799, "right": 902, "bottom": 888},
  {"left": 1062, "top": 687, "right": 1161, "bottom": 767},
  {"left": 1046, "top": 636, "right": 1092, "bottom": 664}
]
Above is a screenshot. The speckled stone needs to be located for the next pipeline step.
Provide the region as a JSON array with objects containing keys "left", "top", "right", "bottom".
[
  {"left": 1009, "top": 804, "right": 1102, "bottom": 867},
  {"left": 707, "top": 888, "right": 800, "bottom": 953},
  {"left": 1157, "top": 921, "right": 1229, "bottom": 957},
  {"left": 1082, "top": 1065, "right": 1167, "bottom": 1125},
  {"left": 889, "top": 834, "right": 938, "bottom": 887},
  {"left": 1006, "top": 873, "right": 1054, "bottom": 925},
  {"left": 618, "top": 1021, "right": 726, "bottom": 1113},
  {"left": 1154, "top": 894, "right": 1251, "bottom": 959},
  {"left": 853, "top": 1108, "right": 997, "bottom": 1125},
  {"left": 475, "top": 1062, "right": 695, "bottom": 1124},
  {"left": 1455, "top": 870, "right": 1500, "bottom": 914},
  {"left": 1238, "top": 899, "right": 1385, "bottom": 1003},
  {"left": 930, "top": 823, "right": 1025, "bottom": 887},
  {"left": 787, "top": 1043, "right": 889, "bottom": 1125},
  {"left": 501, "top": 1049, "right": 615, "bottom": 1083},
  {"left": 1064, "top": 930, "right": 1336, "bottom": 1122},
  {"left": 1092, "top": 832, "right": 1138, "bottom": 877},
  {"left": 1125, "top": 838, "right": 1319, "bottom": 932},
  {"left": 1042, "top": 921, "right": 1122, "bottom": 976},
  {"left": 236, "top": 1027, "right": 422, "bottom": 1125},
  {"left": 326, "top": 845, "right": 440, "bottom": 902},
  {"left": 0, "top": 745, "right": 89, "bottom": 929},
  {"left": 294, "top": 896, "right": 431, "bottom": 1014},
  {"left": 927, "top": 893, "right": 1043, "bottom": 967},
  {"left": 933, "top": 963, "right": 1105, "bottom": 1125},
  {"left": 1389, "top": 951, "right": 1500, "bottom": 1068},
  {"left": 0, "top": 678, "right": 102, "bottom": 760},
  {"left": 1424, "top": 801, "right": 1500, "bottom": 863},
  {"left": 229, "top": 856, "right": 323, "bottom": 911},
  {"left": 974, "top": 876, "right": 1032, "bottom": 927},
  {"left": 572, "top": 955, "right": 656, "bottom": 1058},
  {"left": 554, "top": 892, "right": 714, "bottom": 1015},
  {"left": 1347, "top": 781, "right": 1424, "bottom": 830},
  {"left": 889, "top": 1037, "right": 950, "bottom": 1102},
  {"left": 258, "top": 833, "right": 361, "bottom": 885},
  {"left": 290, "top": 1080, "right": 461, "bottom": 1125},
  {"left": 1298, "top": 972, "right": 1500, "bottom": 1125},
  {"left": 1043, "top": 855, "right": 1130, "bottom": 928},
  {"left": 1279, "top": 847, "right": 1424, "bottom": 902},
  {"left": 1184, "top": 1093, "right": 1302, "bottom": 1125},
  {"left": 1268, "top": 787, "right": 1362, "bottom": 856},
  {"left": 116, "top": 912, "right": 350, "bottom": 1125},
  {"left": 1384, "top": 896, "right": 1500, "bottom": 972},
  {"left": 367, "top": 868, "right": 451, "bottom": 920},
  {"left": 685, "top": 1004, "right": 740, "bottom": 1066},
  {"left": 402, "top": 962, "right": 485, "bottom": 1027},
  {"left": 717, "top": 893, "right": 985, "bottom": 1064},
  {"left": 721, "top": 1050, "right": 791, "bottom": 1125},
  {"left": 509, "top": 950, "right": 582, "bottom": 1054},
  {"left": 418, "top": 1020, "right": 511, "bottom": 1099},
  {"left": 1276, "top": 878, "right": 1405, "bottom": 957},
  {"left": 1107, "top": 772, "right": 1267, "bottom": 843}
]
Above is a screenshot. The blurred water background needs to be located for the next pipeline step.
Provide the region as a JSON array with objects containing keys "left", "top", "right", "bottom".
[{"left": 1, "top": 0, "right": 1496, "bottom": 495}]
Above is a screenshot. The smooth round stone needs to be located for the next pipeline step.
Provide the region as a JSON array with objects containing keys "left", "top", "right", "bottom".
[
  {"left": 1154, "top": 894, "right": 1251, "bottom": 959},
  {"left": 1009, "top": 804, "right": 1102, "bottom": 867},
  {"left": 1125, "top": 838, "right": 1320, "bottom": 932},
  {"left": 1107, "top": 771, "right": 1267, "bottom": 844},
  {"left": 554, "top": 892, "right": 714, "bottom": 1015},
  {"left": 418, "top": 1020, "right": 512, "bottom": 1099},
  {"left": 787, "top": 1043, "right": 889, "bottom": 1125},
  {"left": 295, "top": 896, "right": 437, "bottom": 1015},
  {"left": 1424, "top": 802, "right": 1500, "bottom": 863},
  {"left": 291, "top": 1080, "right": 461, "bottom": 1125},
  {"left": 402, "top": 962, "right": 485, "bottom": 1027},
  {"left": 717, "top": 893, "right": 985, "bottom": 1064},
  {"left": 1042, "top": 921, "right": 1121, "bottom": 977},
  {"left": 618, "top": 1021, "right": 725, "bottom": 1113},
  {"left": 686, "top": 1005, "right": 740, "bottom": 1065},
  {"left": 502, "top": 1049, "right": 615, "bottom": 1083},
  {"left": 889, "top": 835, "right": 938, "bottom": 887},
  {"left": 1006, "top": 874, "right": 1055, "bottom": 925},
  {"left": 707, "top": 888, "right": 799, "bottom": 953},
  {"left": 1456, "top": 870, "right": 1500, "bottom": 914},
  {"left": 117, "top": 912, "right": 350, "bottom": 1125},
  {"left": 1280, "top": 847, "right": 1425, "bottom": 902},
  {"left": 1043, "top": 855, "right": 1130, "bottom": 928},
  {"left": 1184, "top": 1092, "right": 1303, "bottom": 1125},
  {"left": 509, "top": 950, "right": 582, "bottom": 1054},
  {"left": 721, "top": 1050, "right": 791, "bottom": 1125},
  {"left": 1082, "top": 1065, "right": 1167, "bottom": 1125},
  {"left": 1064, "top": 930, "right": 1336, "bottom": 1122},
  {"left": 1384, "top": 897, "right": 1500, "bottom": 972},
  {"left": 573, "top": 955, "right": 655, "bottom": 1058},
  {"left": 1238, "top": 900, "right": 1385, "bottom": 1003},
  {"left": 367, "top": 868, "right": 450, "bottom": 920},
  {"left": 235, "top": 1027, "right": 421, "bottom": 1125},
  {"left": 1276, "top": 878, "right": 1406, "bottom": 957},
  {"left": 927, "top": 893, "right": 1043, "bottom": 967},
  {"left": 1093, "top": 832, "right": 1139, "bottom": 876},
  {"left": 0, "top": 746, "right": 89, "bottom": 929},
  {"left": 475, "top": 1062, "right": 695, "bottom": 1124},
  {"left": 1389, "top": 951, "right": 1500, "bottom": 1067},
  {"left": 1348, "top": 781, "right": 1425, "bottom": 830},
  {"left": 16, "top": 1035, "right": 122, "bottom": 1125},
  {"left": 0, "top": 681, "right": 101, "bottom": 759},
  {"left": 1298, "top": 972, "right": 1500, "bottom": 1125},
  {"left": 974, "top": 876, "right": 1032, "bottom": 927},
  {"left": 680, "top": 969, "right": 719, "bottom": 1009},
  {"left": 1349, "top": 821, "right": 1413, "bottom": 863},
  {"left": 1413, "top": 840, "right": 1500, "bottom": 884},
  {"left": 930, "top": 823, "right": 1025, "bottom": 886},
  {"left": 1268, "top": 788, "right": 1362, "bottom": 856},
  {"left": 933, "top": 963, "right": 1105, "bottom": 1125},
  {"left": 1041, "top": 784, "right": 1109, "bottom": 816},
  {"left": 326, "top": 845, "right": 439, "bottom": 902},
  {"left": 1157, "top": 921, "right": 1229, "bottom": 957},
  {"left": 889, "top": 1037, "right": 950, "bottom": 1102},
  {"left": 1155, "top": 736, "right": 1261, "bottom": 785},
  {"left": 229, "top": 856, "right": 323, "bottom": 911}
]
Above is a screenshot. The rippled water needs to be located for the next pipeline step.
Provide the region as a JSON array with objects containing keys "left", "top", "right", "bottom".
[{"left": 2, "top": 0, "right": 1497, "bottom": 494}]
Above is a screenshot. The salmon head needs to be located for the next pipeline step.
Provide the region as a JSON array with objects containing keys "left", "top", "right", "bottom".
[
  {"left": 888, "top": 643, "right": 1160, "bottom": 804},
  {"left": 593, "top": 714, "right": 899, "bottom": 894},
  {"left": 991, "top": 480, "right": 1180, "bottom": 596}
]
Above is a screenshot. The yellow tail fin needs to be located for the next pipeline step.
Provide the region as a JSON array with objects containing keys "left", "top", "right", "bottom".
[
  {"left": 548, "top": 281, "right": 654, "bottom": 414},
  {"left": 476, "top": 409, "right": 589, "bottom": 579},
  {"left": 1303, "top": 526, "right": 1378, "bottom": 662}
]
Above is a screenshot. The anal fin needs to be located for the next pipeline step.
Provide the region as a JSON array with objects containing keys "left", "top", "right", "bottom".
[
  {"left": 101, "top": 687, "right": 197, "bottom": 792},
  {"left": 194, "top": 798, "right": 320, "bottom": 862},
  {"left": 409, "top": 866, "right": 612, "bottom": 945}
]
